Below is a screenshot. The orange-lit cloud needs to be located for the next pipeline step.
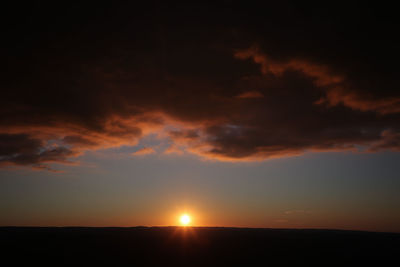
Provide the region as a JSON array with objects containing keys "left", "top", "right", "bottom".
[
  {"left": 235, "top": 45, "right": 400, "bottom": 115},
  {"left": 164, "top": 145, "right": 184, "bottom": 155},
  {"left": 316, "top": 87, "right": 400, "bottom": 115},
  {"left": 132, "top": 147, "right": 156, "bottom": 156},
  {"left": 234, "top": 45, "right": 344, "bottom": 87},
  {"left": 2, "top": 4, "right": 400, "bottom": 171}
]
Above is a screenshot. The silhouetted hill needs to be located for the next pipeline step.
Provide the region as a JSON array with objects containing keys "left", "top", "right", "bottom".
[{"left": 1, "top": 227, "right": 399, "bottom": 266}]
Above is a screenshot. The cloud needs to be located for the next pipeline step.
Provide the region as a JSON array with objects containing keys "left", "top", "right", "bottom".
[
  {"left": 0, "top": 133, "right": 78, "bottom": 170},
  {"left": 234, "top": 45, "right": 344, "bottom": 87},
  {"left": 1, "top": 2, "right": 400, "bottom": 170},
  {"left": 236, "top": 91, "right": 264, "bottom": 99},
  {"left": 316, "top": 87, "right": 400, "bottom": 115},
  {"left": 164, "top": 145, "right": 184, "bottom": 155},
  {"left": 368, "top": 130, "right": 400, "bottom": 152},
  {"left": 235, "top": 45, "right": 400, "bottom": 115},
  {"left": 132, "top": 147, "right": 156, "bottom": 156}
]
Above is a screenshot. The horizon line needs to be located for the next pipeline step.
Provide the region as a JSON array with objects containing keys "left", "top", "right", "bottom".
[{"left": 1, "top": 225, "right": 399, "bottom": 234}]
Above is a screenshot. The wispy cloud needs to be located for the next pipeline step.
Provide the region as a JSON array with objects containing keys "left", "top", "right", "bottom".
[{"left": 132, "top": 147, "right": 156, "bottom": 156}]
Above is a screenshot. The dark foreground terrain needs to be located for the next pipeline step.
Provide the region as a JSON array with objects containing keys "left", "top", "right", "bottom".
[{"left": 1, "top": 227, "right": 399, "bottom": 266}]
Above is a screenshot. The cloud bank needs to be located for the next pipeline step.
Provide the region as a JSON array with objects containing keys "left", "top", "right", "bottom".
[{"left": 1, "top": 2, "right": 400, "bottom": 170}]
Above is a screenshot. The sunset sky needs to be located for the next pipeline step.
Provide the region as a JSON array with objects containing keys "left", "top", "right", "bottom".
[{"left": 1, "top": 2, "right": 400, "bottom": 232}]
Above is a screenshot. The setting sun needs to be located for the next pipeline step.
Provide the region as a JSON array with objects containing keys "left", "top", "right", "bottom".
[{"left": 179, "top": 214, "right": 191, "bottom": 226}]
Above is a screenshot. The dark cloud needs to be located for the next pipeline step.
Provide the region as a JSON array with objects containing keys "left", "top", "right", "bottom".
[
  {"left": 0, "top": 134, "right": 76, "bottom": 170},
  {"left": 1, "top": 1, "right": 400, "bottom": 169}
]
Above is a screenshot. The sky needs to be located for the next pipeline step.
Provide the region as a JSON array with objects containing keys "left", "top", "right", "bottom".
[{"left": 1, "top": 1, "right": 400, "bottom": 232}]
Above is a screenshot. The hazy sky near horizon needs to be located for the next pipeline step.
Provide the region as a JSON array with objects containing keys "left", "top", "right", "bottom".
[
  {"left": 1, "top": 2, "right": 400, "bottom": 232},
  {"left": 2, "top": 146, "right": 400, "bottom": 232}
]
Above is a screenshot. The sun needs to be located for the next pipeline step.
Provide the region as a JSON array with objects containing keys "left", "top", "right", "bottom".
[{"left": 179, "top": 214, "right": 191, "bottom": 226}]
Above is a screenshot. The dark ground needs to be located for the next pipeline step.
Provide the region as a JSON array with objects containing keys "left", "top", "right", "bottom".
[{"left": 1, "top": 227, "right": 399, "bottom": 266}]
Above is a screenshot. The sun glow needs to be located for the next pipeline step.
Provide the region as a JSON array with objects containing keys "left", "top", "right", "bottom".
[{"left": 180, "top": 214, "right": 191, "bottom": 226}]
